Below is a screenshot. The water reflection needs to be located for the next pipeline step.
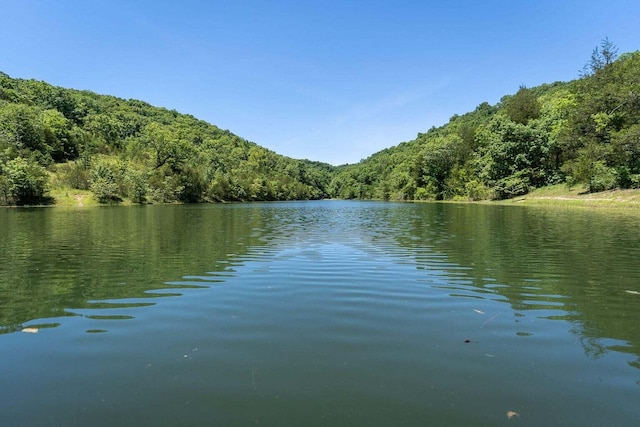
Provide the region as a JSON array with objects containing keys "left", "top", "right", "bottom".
[
  {"left": 0, "top": 205, "right": 264, "bottom": 333},
  {"left": 2, "top": 201, "right": 640, "bottom": 426},
  {"left": 387, "top": 203, "right": 640, "bottom": 366},
  {"left": 1, "top": 201, "right": 640, "bottom": 365},
  {"left": 210, "top": 202, "right": 640, "bottom": 369}
]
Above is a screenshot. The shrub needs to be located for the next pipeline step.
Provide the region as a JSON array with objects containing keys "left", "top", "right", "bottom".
[
  {"left": 124, "top": 167, "right": 149, "bottom": 203},
  {"left": 90, "top": 163, "right": 120, "bottom": 202},
  {"left": 588, "top": 161, "right": 617, "bottom": 192},
  {"left": 4, "top": 157, "right": 50, "bottom": 205},
  {"left": 492, "top": 170, "right": 531, "bottom": 200},
  {"left": 55, "top": 161, "right": 90, "bottom": 190},
  {"left": 465, "top": 180, "right": 490, "bottom": 201}
]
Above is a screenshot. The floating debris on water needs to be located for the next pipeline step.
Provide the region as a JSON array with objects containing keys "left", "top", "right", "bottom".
[{"left": 507, "top": 410, "right": 519, "bottom": 419}]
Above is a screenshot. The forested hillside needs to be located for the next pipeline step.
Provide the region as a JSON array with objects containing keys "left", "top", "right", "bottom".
[
  {"left": 330, "top": 42, "right": 640, "bottom": 201},
  {"left": 0, "top": 74, "right": 334, "bottom": 205},
  {"left": 1, "top": 40, "right": 639, "bottom": 206}
]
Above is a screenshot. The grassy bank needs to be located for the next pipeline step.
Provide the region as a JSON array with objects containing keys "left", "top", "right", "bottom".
[
  {"left": 11, "top": 184, "right": 640, "bottom": 210},
  {"left": 497, "top": 184, "right": 640, "bottom": 210},
  {"left": 46, "top": 189, "right": 98, "bottom": 208},
  {"left": 47, "top": 189, "right": 136, "bottom": 208}
]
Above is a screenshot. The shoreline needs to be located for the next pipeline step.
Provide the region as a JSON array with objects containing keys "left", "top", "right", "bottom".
[
  {"left": 493, "top": 185, "right": 640, "bottom": 211},
  {"left": 3, "top": 185, "right": 640, "bottom": 211}
]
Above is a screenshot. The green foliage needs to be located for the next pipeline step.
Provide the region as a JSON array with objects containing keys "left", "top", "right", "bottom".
[
  {"left": 42, "top": 109, "right": 79, "bottom": 161},
  {"left": 0, "top": 71, "right": 335, "bottom": 204},
  {"left": 464, "top": 179, "right": 490, "bottom": 201},
  {"left": 415, "top": 135, "right": 461, "bottom": 199},
  {"left": 0, "top": 104, "right": 47, "bottom": 160},
  {"left": 611, "top": 124, "right": 640, "bottom": 179},
  {"left": 123, "top": 166, "right": 149, "bottom": 203},
  {"left": 54, "top": 160, "right": 90, "bottom": 190},
  {"left": 567, "top": 48, "right": 639, "bottom": 148},
  {"left": 492, "top": 169, "right": 532, "bottom": 200},
  {"left": 588, "top": 161, "right": 618, "bottom": 192},
  {"left": 331, "top": 43, "right": 639, "bottom": 201},
  {"left": 476, "top": 114, "right": 553, "bottom": 193},
  {"left": 582, "top": 37, "right": 619, "bottom": 76},
  {"left": 149, "top": 174, "right": 183, "bottom": 203},
  {"left": 89, "top": 161, "right": 121, "bottom": 203},
  {"left": 504, "top": 86, "right": 541, "bottom": 124},
  {"left": 1, "top": 41, "right": 638, "bottom": 205},
  {"left": 559, "top": 48, "right": 640, "bottom": 192},
  {"left": 0, "top": 174, "right": 10, "bottom": 204},
  {"left": 2, "top": 157, "right": 50, "bottom": 205},
  {"left": 177, "top": 165, "right": 205, "bottom": 203}
]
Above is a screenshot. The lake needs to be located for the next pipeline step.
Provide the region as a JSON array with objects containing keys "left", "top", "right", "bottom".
[{"left": 1, "top": 201, "right": 639, "bottom": 426}]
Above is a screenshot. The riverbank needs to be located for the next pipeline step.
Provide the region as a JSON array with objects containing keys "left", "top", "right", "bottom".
[
  {"left": 495, "top": 184, "right": 640, "bottom": 210},
  {"left": 5, "top": 184, "right": 640, "bottom": 210},
  {"left": 47, "top": 189, "right": 135, "bottom": 208}
]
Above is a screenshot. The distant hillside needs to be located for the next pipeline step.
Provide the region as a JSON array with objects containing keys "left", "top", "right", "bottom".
[
  {"left": 2, "top": 41, "right": 639, "bottom": 206},
  {"left": 0, "top": 73, "right": 334, "bottom": 205},
  {"left": 330, "top": 43, "right": 640, "bottom": 201}
]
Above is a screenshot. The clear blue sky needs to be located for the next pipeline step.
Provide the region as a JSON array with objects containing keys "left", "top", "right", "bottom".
[{"left": 2, "top": 1, "right": 639, "bottom": 165}]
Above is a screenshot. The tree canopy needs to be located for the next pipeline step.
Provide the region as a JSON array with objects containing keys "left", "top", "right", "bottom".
[
  {"left": 331, "top": 41, "right": 640, "bottom": 200},
  {"left": 1, "top": 40, "right": 639, "bottom": 205},
  {"left": 0, "top": 72, "right": 335, "bottom": 205}
]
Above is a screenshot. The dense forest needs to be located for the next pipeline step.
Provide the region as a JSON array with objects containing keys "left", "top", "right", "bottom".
[
  {"left": 1, "top": 40, "right": 639, "bottom": 206},
  {"left": 331, "top": 40, "right": 640, "bottom": 201},
  {"left": 0, "top": 74, "right": 335, "bottom": 205}
]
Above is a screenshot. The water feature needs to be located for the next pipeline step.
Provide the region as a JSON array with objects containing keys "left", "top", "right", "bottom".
[{"left": 1, "top": 201, "right": 639, "bottom": 426}]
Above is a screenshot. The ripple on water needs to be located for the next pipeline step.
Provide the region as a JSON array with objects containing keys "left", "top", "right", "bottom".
[{"left": 2, "top": 202, "right": 640, "bottom": 426}]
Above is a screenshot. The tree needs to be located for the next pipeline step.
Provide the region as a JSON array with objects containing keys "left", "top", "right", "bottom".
[
  {"left": 42, "top": 109, "right": 79, "bottom": 161},
  {"left": 476, "top": 114, "right": 552, "bottom": 198},
  {"left": 123, "top": 165, "right": 149, "bottom": 203},
  {"left": 177, "top": 165, "right": 205, "bottom": 203},
  {"left": 582, "top": 37, "right": 619, "bottom": 76},
  {"left": 4, "top": 157, "right": 50, "bottom": 205},
  {"left": 562, "top": 50, "right": 640, "bottom": 190},
  {"left": 0, "top": 173, "right": 11, "bottom": 204},
  {"left": 141, "top": 123, "right": 189, "bottom": 170},
  {"left": 415, "top": 135, "right": 461, "bottom": 199},
  {"left": 504, "top": 86, "right": 541, "bottom": 124},
  {"left": 90, "top": 162, "right": 121, "bottom": 203},
  {"left": 0, "top": 104, "right": 46, "bottom": 158}
]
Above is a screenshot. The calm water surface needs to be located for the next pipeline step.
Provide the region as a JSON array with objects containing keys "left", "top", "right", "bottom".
[{"left": 1, "top": 201, "right": 639, "bottom": 426}]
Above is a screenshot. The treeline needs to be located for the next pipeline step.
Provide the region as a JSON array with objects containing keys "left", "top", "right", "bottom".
[
  {"left": 2, "top": 40, "right": 639, "bottom": 206},
  {"left": 0, "top": 74, "right": 334, "bottom": 205},
  {"left": 330, "top": 41, "right": 640, "bottom": 201}
]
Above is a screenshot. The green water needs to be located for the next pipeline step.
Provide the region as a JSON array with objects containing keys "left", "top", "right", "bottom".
[{"left": 1, "top": 201, "right": 639, "bottom": 426}]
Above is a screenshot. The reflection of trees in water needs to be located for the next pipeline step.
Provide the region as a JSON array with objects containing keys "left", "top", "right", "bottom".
[
  {"left": 0, "top": 205, "right": 272, "bottom": 333},
  {"left": 247, "top": 201, "right": 640, "bottom": 369},
  {"left": 579, "top": 335, "right": 609, "bottom": 359},
  {"left": 2, "top": 201, "right": 640, "bottom": 371},
  {"left": 386, "top": 203, "right": 640, "bottom": 368}
]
